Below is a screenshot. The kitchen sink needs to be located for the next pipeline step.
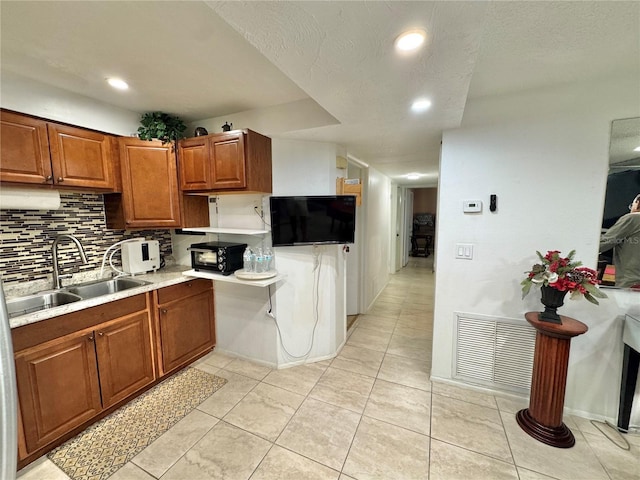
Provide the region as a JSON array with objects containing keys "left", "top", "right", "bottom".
[
  {"left": 65, "top": 278, "right": 151, "bottom": 299},
  {"left": 7, "top": 278, "right": 152, "bottom": 319},
  {"left": 6, "top": 291, "right": 82, "bottom": 318}
]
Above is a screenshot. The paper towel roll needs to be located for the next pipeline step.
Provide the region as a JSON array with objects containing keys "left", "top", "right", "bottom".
[{"left": 0, "top": 187, "right": 61, "bottom": 210}]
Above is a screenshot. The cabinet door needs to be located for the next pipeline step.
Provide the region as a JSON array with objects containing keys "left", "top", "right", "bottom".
[
  {"left": 15, "top": 330, "right": 101, "bottom": 453},
  {"left": 210, "top": 132, "right": 247, "bottom": 189},
  {"left": 47, "top": 123, "right": 115, "bottom": 189},
  {"left": 119, "top": 137, "right": 181, "bottom": 228},
  {"left": 0, "top": 110, "right": 53, "bottom": 185},
  {"left": 158, "top": 289, "right": 215, "bottom": 375},
  {"left": 95, "top": 312, "right": 155, "bottom": 408},
  {"left": 178, "top": 136, "right": 211, "bottom": 190}
]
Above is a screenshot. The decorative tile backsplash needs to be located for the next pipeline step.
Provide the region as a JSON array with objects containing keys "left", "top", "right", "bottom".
[{"left": 0, "top": 193, "right": 172, "bottom": 285}]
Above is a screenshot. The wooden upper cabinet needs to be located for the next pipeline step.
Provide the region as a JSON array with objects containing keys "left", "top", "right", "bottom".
[
  {"left": 178, "top": 136, "right": 211, "bottom": 190},
  {"left": 178, "top": 129, "right": 272, "bottom": 194},
  {"left": 118, "top": 138, "right": 182, "bottom": 228},
  {"left": 105, "top": 137, "right": 209, "bottom": 230},
  {"left": 0, "top": 109, "right": 117, "bottom": 190},
  {"left": 0, "top": 110, "right": 52, "bottom": 184},
  {"left": 210, "top": 132, "right": 247, "bottom": 189},
  {"left": 47, "top": 123, "right": 115, "bottom": 189}
]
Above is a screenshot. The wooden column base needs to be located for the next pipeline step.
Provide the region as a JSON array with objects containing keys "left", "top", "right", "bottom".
[
  {"left": 516, "top": 408, "right": 575, "bottom": 448},
  {"left": 516, "top": 312, "right": 588, "bottom": 449}
]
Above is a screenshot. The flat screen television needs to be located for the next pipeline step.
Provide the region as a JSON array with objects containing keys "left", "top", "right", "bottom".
[{"left": 270, "top": 195, "right": 356, "bottom": 246}]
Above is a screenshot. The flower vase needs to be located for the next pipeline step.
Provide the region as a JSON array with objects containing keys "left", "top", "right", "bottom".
[{"left": 539, "top": 285, "right": 568, "bottom": 324}]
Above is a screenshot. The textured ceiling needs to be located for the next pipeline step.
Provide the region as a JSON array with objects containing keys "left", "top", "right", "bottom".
[{"left": 1, "top": 1, "right": 638, "bottom": 187}]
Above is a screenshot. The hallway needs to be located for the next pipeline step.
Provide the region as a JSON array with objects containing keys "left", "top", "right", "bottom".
[{"left": 18, "top": 257, "right": 639, "bottom": 480}]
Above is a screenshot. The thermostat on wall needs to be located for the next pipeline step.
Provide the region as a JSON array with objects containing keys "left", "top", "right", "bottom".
[{"left": 463, "top": 200, "right": 483, "bottom": 213}]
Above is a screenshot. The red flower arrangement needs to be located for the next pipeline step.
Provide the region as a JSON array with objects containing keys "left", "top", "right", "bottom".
[{"left": 521, "top": 250, "right": 607, "bottom": 305}]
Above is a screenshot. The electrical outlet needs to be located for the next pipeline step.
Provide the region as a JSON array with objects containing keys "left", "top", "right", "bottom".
[{"left": 253, "top": 198, "right": 264, "bottom": 219}]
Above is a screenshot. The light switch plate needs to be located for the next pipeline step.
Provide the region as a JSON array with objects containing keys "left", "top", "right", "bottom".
[
  {"left": 455, "top": 243, "right": 474, "bottom": 260},
  {"left": 463, "top": 200, "right": 482, "bottom": 213}
]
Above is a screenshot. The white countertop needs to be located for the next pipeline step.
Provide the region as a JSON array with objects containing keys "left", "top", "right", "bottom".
[
  {"left": 183, "top": 269, "right": 286, "bottom": 287},
  {"left": 8, "top": 266, "right": 196, "bottom": 329},
  {"left": 623, "top": 313, "right": 640, "bottom": 353}
]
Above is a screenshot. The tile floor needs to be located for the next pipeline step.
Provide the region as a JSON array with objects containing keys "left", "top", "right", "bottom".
[{"left": 17, "top": 256, "right": 640, "bottom": 480}]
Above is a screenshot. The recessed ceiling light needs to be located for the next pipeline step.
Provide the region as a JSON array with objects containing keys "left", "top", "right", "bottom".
[
  {"left": 395, "top": 29, "right": 426, "bottom": 52},
  {"left": 107, "top": 78, "right": 129, "bottom": 90},
  {"left": 634, "top": 146, "right": 640, "bottom": 152},
  {"left": 411, "top": 98, "right": 431, "bottom": 113},
  {"left": 407, "top": 173, "right": 421, "bottom": 180}
]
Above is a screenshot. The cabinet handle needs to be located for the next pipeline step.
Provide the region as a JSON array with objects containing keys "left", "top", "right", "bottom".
[
  {"left": 161, "top": 309, "right": 168, "bottom": 314},
  {"left": 57, "top": 177, "right": 64, "bottom": 182},
  {"left": 187, "top": 283, "right": 192, "bottom": 287},
  {"left": 98, "top": 332, "right": 104, "bottom": 337},
  {"left": 88, "top": 335, "right": 94, "bottom": 342},
  {"left": 44, "top": 175, "right": 53, "bottom": 183}
]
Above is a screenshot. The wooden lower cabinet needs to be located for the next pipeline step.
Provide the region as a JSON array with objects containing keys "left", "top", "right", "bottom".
[
  {"left": 94, "top": 311, "right": 155, "bottom": 408},
  {"left": 155, "top": 279, "right": 215, "bottom": 376},
  {"left": 15, "top": 329, "right": 102, "bottom": 453},
  {"left": 13, "top": 294, "right": 155, "bottom": 464}
]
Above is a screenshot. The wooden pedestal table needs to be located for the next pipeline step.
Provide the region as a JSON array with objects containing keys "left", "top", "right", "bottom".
[{"left": 516, "top": 312, "right": 588, "bottom": 448}]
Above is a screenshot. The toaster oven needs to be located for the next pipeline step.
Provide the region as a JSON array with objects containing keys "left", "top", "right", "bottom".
[{"left": 188, "top": 241, "right": 247, "bottom": 275}]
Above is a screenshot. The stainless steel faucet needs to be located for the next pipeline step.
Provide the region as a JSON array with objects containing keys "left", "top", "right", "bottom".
[{"left": 52, "top": 234, "right": 88, "bottom": 289}]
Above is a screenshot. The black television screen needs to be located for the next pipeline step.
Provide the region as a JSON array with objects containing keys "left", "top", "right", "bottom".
[{"left": 270, "top": 195, "right": 356, "bottom": 246}]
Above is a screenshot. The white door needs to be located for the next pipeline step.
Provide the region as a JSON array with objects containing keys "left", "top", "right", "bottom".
[
  {"left": 394, "top": 186, "right": 403, "bottom": 271},
  {"left": 405, "top": 190, "right": 414, "bottom": 265}
]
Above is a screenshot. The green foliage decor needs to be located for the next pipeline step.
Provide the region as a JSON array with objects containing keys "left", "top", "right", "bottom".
[
  {"left": 521, "top": 249, "right": 608, "bottom": 305},
  {"left": 137, "top": 112, "right": 186, "bottom": 144}
]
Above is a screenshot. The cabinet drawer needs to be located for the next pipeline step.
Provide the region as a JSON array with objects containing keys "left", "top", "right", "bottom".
[{"left": 157, "top": 279, "right": 212, "bottom": 305}]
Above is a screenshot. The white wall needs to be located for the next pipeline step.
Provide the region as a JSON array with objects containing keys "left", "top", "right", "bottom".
[
  {"left": 272, "top": 138, "right": 341, "bottom": 195},
  {"left": 434, "top": 75, "right": 640, "bottom": 424},
  {"left": 1, "top": 71, "right": 140, "bottom": 135},
  {"left": 270, "top": 138, "right": 347, "bottom": 365},
  {"left": 186, "top": 98, "right": 339, "bottom": 138},
  {"left": 362, "top": 167, "right": 392, "bottom": 310}
]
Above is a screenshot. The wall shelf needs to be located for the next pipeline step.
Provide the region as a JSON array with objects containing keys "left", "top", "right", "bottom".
[
  {"left": 183, "top": 269, "right": 286, "bottom": 287},
  {"left": 180, "top": 227, "right": 269, "bottom": 235}
]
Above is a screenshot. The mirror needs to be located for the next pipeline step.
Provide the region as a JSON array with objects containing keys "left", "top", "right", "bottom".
[{"left": 598, "top": 118, "right": 640, "bottom": 289}]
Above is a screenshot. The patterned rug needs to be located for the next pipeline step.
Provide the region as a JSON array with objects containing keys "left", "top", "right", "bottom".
[{"left": 48, "top": 367, "right": 227, "bottom": 480}]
